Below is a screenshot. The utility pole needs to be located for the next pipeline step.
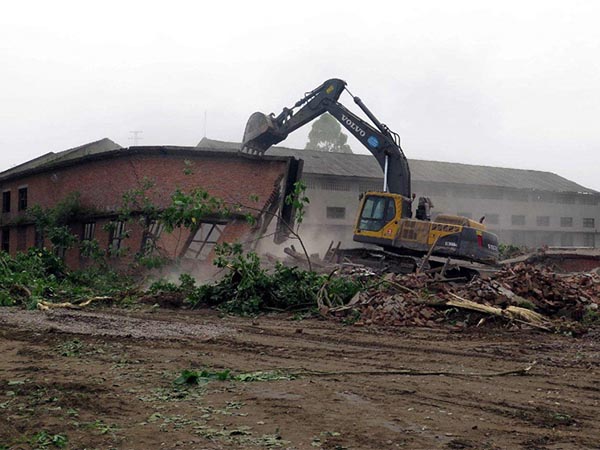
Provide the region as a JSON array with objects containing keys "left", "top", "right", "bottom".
[{"left": 129, "top": 130, "right": 143, "bottom": 146}]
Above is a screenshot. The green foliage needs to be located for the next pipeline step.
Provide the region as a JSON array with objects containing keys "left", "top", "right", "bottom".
[
  {"left": 186, "top": 243, "right": 365, "bottom": 315},
  {"left": 161, "top": 188, "right": 231, "bottom": 232},
  {"left": 119, "top": 177, "right": 160, "bottom": 221},
  {"left": 30, "top": 431, "right": 68, "bottom": 448},
  {"left": 305, "top": 113, "right": 353, "bottom": 153},
  {"left": 285, "top": 181, "right": 309, "bottom": 226},
  {"left": 498, "top": 243, "right": 525, "bottom": 260},
  {"left": 0, "top": 248, "right": 131, "bottom": 309},
  {"left": 174, "top": 368, "right": 232, "bottom": 385}
]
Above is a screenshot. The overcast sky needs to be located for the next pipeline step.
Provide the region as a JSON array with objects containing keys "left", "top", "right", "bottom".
[{"left": 1, "top": 0, "right": 599, "bottom": 191}]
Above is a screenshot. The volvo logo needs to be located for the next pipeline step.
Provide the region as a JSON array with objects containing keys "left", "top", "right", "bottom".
[{"left": 341, "top": 114, "right": 366, "bottom": 137}]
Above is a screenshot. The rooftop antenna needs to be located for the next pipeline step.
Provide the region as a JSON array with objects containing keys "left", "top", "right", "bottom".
[{"left": 129, "top": 130, "right": 143, "bottom": 146}]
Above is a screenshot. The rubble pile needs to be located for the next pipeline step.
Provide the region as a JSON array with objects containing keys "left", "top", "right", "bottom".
[{"left": 330, "top": 263, "right": 600, "bottom": 330}]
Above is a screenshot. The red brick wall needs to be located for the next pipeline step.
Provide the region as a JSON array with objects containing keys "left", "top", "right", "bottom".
[{"left": 0, "top": 150, "right": 291, "bottom": 269}]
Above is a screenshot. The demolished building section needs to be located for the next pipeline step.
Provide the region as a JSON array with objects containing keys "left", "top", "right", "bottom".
[{"left": 0, "top": 138, "right": 302, "bottom": 270}]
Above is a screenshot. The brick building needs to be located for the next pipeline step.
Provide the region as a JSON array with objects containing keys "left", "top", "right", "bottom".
[
  {"left": 199, "top": 139, "right": 600, "bottom": 250},
  {"left": 0, "top": 138, "right": 301, "bottom": 269}
]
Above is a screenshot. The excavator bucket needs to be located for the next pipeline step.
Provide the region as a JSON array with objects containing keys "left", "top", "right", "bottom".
[{"left": 241, "top": 112, "right": 286, "bottom": 155}]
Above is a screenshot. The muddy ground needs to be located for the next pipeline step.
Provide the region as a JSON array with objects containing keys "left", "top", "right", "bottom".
[{"left": 0, "top": 306, "right": 599, "bottom": 450}]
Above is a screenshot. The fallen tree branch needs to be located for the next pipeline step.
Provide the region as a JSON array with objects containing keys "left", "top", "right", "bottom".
[
  {"left": 37, "top": 296, "right": 113, "bottom": 311},
  {"left": 285, "top": 362, "right": 536, "bottom": 378}
]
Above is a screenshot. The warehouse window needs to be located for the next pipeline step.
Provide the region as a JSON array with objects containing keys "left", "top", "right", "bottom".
[
  {"left": 536, "top": 216, "right": 550, "bottom": 226},
  {"left": 556, "top": 194, "right": 575, "bottom": 204},
  {"left": 108, "top": 221, "right": 126, "bottom": 256},
  {"left": 2, "top": 191, "right": 10, "bottom": 213},
  {"left": 579, "top": 195, "right": 598, "bottom": 206},
  {"left": 1, "top": 227, "right": 9, "bottom": 252},
  {"left": 505, "top": 191, "right": 529, "bottom": 202},
  {"left": 184, "top": 222, "right": 224, "bottom": 260},
  {"left": 321, "top": 180, "right": 352, "bottom": 191},
  {"left": 560, "top": 217, "right": 573, "bottom": 227},
  {"left": 18, "top": 187, "right": 28, "bottom": 211},
  {"left": 511, "top": 215, "right": 526, "bottom": 226},
  {"left": 583, "top": 218, "right": 595, "bottom": 228},
  {"left": 326, "top": 207, "right": 346, "bottom": 220},
  {"left": 583, "top": 233, "right": 595, "bottom": 247}
]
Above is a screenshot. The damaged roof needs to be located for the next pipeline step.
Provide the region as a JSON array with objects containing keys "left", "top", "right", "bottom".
[
  {"left": 1, "top": 136, "right": 596, "bottom": 195},
  {"left": 0, "top": 138, "right": 122, "bottom": 180},
  {"left": 197, "top": 138, "right": 597, "bottom": 194}
]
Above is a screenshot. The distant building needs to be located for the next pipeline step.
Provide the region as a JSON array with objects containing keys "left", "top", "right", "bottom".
[{"left": 200, "top": 139, "right": 600, "bottom": 250}]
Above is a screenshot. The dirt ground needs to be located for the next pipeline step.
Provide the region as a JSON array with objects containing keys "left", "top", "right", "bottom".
[{"left": 1, "top": 306, "right": 599, "bottom": 450}]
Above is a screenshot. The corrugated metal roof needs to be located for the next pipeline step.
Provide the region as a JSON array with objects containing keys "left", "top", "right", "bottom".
[{"left": 197, "top": 138, "right": 596, "bottom": 194}]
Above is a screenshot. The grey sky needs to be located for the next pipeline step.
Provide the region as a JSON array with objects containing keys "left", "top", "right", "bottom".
[{"left": 1, "top": 0, "right": 599, "bottom": 191}]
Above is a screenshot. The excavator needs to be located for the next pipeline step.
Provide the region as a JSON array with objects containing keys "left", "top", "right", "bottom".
[{"left": 241, "top": 78, "right": 499, "bottom": 273}]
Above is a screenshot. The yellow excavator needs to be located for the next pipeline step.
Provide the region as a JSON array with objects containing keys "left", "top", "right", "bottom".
[{"left": 241, "top": 78, "right": 499, "bottom": 271}]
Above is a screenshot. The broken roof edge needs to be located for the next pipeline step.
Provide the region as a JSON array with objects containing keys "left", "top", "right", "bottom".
[{"left": 0, "top": 143, "right": 299, "bottom": 183}]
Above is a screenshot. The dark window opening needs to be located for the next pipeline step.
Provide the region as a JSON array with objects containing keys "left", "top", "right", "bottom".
[
  {"left": 326, "top": 207, "right": 346, "bottom": 220},
  {"left": 108, "top": 221, "right": 126, "bottom": 256},
  {"left": 2, "top": 191, "right": 10, "bottom": 213},
  {"left": 18, "top": 187, "right": 27, "bottom": 211},
  {"left": 80, "top": 222, "right": 96, "bottom": 257},
  {"left": 358, "top": 196, "right": 396, "bottom": 232},
  {"left": 140, "top": 220, "right": 164, "bottom": 256},
  {"left": 583, "top": 218, "right": 595, "bottom": 228},
  {"left": 2, "top": 227, "right": 10, "bottom": 252},
  {"left": 184, "top": 222, "right": 224, "bottom": 260}
]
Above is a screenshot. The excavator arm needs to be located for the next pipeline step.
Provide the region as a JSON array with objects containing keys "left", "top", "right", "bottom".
[{"left": 241, "top": 78, "right": 411, "bottom": 215}]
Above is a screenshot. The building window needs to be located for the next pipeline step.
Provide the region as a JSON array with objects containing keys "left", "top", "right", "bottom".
[
  {"left": 1, "top": 227, "right": 10, "bottom": 252},
  {"left": 579, "top": 195, "right": 598, "bottom": 206},
  {"left": 485, "top": 214, "right": 499, "bottom": 225},
  {"left": 536, "top": 216, "right": 550, "bottom": 227},
  {"left": 108, "top": 221, "right": 126, "bottom": 255},
  {"left": 583, "top": 233, "right": 595, "bottom": 247},
  {"left": 556, "top": 194, "right": 575, "bottom": 204},
  {"left": 184, "top": 222, "right": 224, "bottom": 260},
  {"left": 18, "top": 187, "right": 28, "bottom": 211},
  {"left": 140, "top": 220, "right": 164, "bottom": 256},
  {"left": 2, "top": 191, "right": 10, "bottom": 213},
  {"left": 511, "top": 215, "right": 526, "bottom": 226},
  {"left": 560, "top": 217, "right": 573, "bottom": 227},
  {"left": 583, "top": 218, "right": 595, "bottom": 228},
  {"left": 82, "top": 222, "right": 96, "bottom": 241},
  {"left": 359, "top": 182, "right": 381, "bottom": 193},
  {"left": 326, "top": 207, "right": 346, "bottom": 220}
]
